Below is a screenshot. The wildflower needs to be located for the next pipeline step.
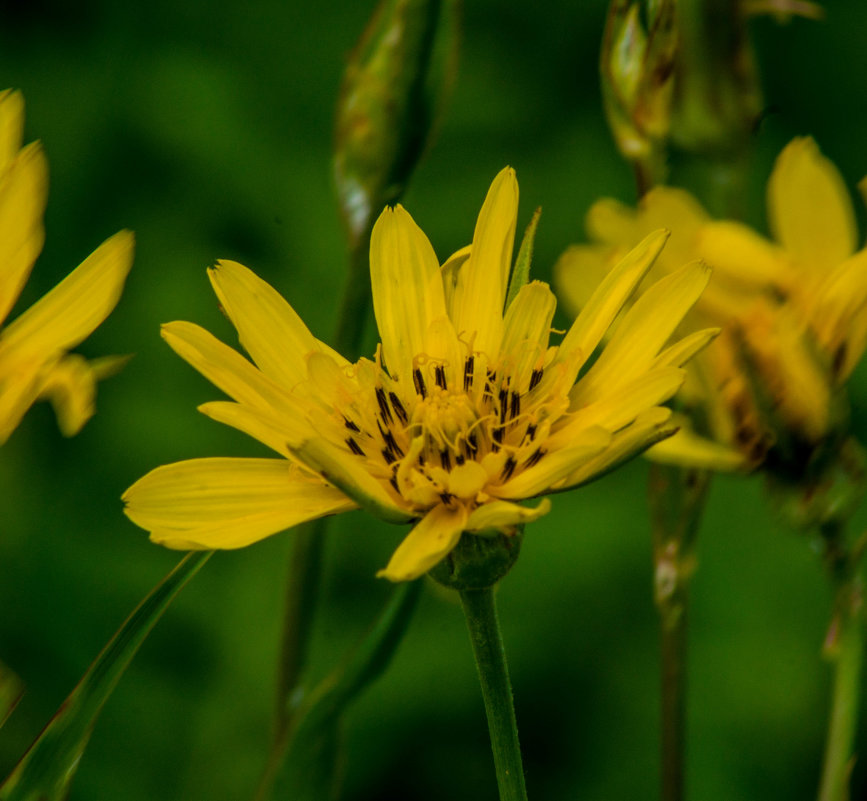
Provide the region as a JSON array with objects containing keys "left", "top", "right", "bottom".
[
  {"left": 0, "top": 90, "right": 133, "bottom": 444},
  {"left": 555, "top": 137, "right": 867, "bottom": 477},
  {"left": 123, "top": 168, "right": 714, "bottom": 581}
]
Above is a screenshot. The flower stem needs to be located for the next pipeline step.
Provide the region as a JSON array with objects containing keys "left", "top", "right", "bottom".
[
  {"left": 649, "top": 464, "right": 709, "bottom": 801},
  {"left": 817, "top": 574, "right": 863, "bottom": 801},
  {"left": 459, "top": 587, "right": 527, "bottom": 801}
]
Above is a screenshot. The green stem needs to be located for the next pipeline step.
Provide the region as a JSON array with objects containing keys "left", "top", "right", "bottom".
[
  {"left": 649, "top": 465, "right": 709, "bottom": 801},
  {"left": 659, "top": 580, "right": 688, "bottom": 801},
  {"left": 263, "top": 218, "right": 374, "bottom": 796},
  {"left": 817, "top": 576, "right": 863, "bottom": 801},
  {"left": 459, "top": 587, "right": 527, "bottom": 801},
  {"left": 273, "top": 525, "right": 326, "bottom": 742}
]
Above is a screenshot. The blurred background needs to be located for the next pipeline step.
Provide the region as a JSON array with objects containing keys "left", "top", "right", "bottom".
[{"left": 1, "top": 0, "right": 867, "bottom": 798}]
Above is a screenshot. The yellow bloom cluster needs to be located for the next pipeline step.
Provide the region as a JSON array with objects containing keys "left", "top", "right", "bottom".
[
  {"left": 556, "top": 138, "right": 867, "bottom": 475},
  {"left": 0, "top": 90, "right": 133, "bottom": 444},
  {"left": 124, "top": 168, "right": 716, "bottom": 581}
]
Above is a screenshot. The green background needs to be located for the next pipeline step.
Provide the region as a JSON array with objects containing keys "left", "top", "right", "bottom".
[{"left": 2, "top": 1, "right": 867, "bottom": 799}]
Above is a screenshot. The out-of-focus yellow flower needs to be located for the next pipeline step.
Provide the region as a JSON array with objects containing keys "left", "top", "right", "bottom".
[
  {"left": 124, "top": 168, "right": 715, "bottom": 581},
  {"left": 556, "top": 137, "right": 866, "bottom": 476},
  {"left": 0, "top": 90, "right": 133, "bottom": 445}
]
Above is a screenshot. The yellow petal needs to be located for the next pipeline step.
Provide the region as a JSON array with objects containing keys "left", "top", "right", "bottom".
[
  {"left": 697, "top": 221, "right": 789, "bottom": 289},
  {"left": 441, "top": 244, "right": 472, "bottom": 319},
  {"left": 0, "top": 143, "right": 47, "bottom": 325},
  {"left": 36, "top": 353, "right": 96, "bottom": 436},
  {"left": 161, "top": 320, "right": 306, "bottom": 434},
  {"left": 574, "top": 260, "right": 711, "bottom": 404},
  {"left": 447, "top": 461, "right": 489, "bottom": 499},
  {"left": 0, "top": 358, "right": 42, "bottom": 444},
  {"left": 123, "top": 457, "right": 356, "bottom": 549},
  {"left": 557, "top": 229, "right": 669, "bottom": 381},
  {"left": 499, "top": 281, "right": 557, "bottom": 391},
  {"left": 450, "top": 167, "right": 518, "bottom": 358},
  {"left": 652, "top": 327, "right": 720, "bottom": 369},
  {"left": 552, "top": 243, "right": 616, "bottom": 318},
  {"left": 370, "top": 204, "right": 449, "bottom": 379},
  {"left": 494, "top": 426, "right": 612, "bottom": 500},
  {"left": 585, "top": 197, "right": 640, "bottom": 244},
  {"left": 647, "top": 423, "right": 746, "bottom": 471},
  {"left": 198, "top": 401, "right": 294, "bottom": 457},
  {"left": 377, "top": 503, "right": 468, "bottom": 582},
  {"left": 293, "top": 435, "right": 413, "bottom": 524},
  {"left": 1, "top": 230, "right": 133, "bottom": 358},
  {"left": 768, "top": 137, "right": 856, "bottom": 269},
  {"left": 0, "top": 90, "right": 24, "bottom": 174},
  {"left": 556, "top": 367, "right": 684, "bottom": 437},
  {"left": 465, "top": 498, "right": 551, "bottom": 532},
  {"left": 557, "top": 407, "right": 675, "bottom": 490},
  {"left": 208, "top": 260, "right": 346, "bottom": 389}
]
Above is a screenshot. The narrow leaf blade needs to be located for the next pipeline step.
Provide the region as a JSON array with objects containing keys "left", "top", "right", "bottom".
[{"left": 0, "top": 551, "right": 211, "bottom": 801}]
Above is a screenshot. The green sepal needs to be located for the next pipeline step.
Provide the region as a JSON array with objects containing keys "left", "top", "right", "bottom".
[
  {"left": 0, "top": 551, "right": 211, "bottom": 801},
  {"left": 429, "top": 528, "right": 523, "bottom": 591},
  {"left": 505, "top": 207, "right": 541, "bottom": 310},
  {"left": 257, "top": 580, "right": 422, "bottom": 801}
]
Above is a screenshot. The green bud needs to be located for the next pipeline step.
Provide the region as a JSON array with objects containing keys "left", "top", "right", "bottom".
[
  {"left": 669, "top": 0, "right": 763, "bottom": 157},
  {"left": 428, "top": 528, "right": 523, "bottom": 591},
  {"left": 334, "top": 0, "right": 459, "bottom": 250},
  {"left": 600, "top": 0, "right": 677, "bottom": 188}
]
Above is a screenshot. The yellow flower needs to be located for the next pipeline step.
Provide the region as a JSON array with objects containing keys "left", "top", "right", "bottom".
[
  {"left": 0, "top": 90, "right": 133, "bottom": 444},
  {"left": 555, "top": 137, "right": 866, "bottom": 474},
  {"left": 123, "top": 168, "right": 714, "bottom": 581}
]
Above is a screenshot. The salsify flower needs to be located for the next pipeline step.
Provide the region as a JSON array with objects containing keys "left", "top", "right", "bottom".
[
  {"left": 123, "top": 168, "right": 715, "bottom": 581},
  {"left": 556, "top": 137, "right": 867, "bottom": 477},
  {"left": 0, "top": 89, "right": 133, "bottom": 444}
]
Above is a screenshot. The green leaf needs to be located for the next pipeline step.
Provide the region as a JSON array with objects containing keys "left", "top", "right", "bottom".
[
  {"left": 0, "top": 551, "right": 211, "bottom": 801},
  {"left": 256, "top": 580, "right": 422, "bottom": 801},
  {"left": 0, "top": 661, "right": 22, "bottom": 731},
  {"left": 505, "top": 207, "right": 541, "bottom": 309}
]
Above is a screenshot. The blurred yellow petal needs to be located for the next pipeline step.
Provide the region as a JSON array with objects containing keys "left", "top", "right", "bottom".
[
  {"left": 768, "top": 137, "right": 856, "bottom": 269},
  {"left": 36, "top": 353, "right": 97, "bottom": 437},
  {"left": 377, "top": 503, "right": 468, "bottom": 582},
  {"left": 1, "top": 230, "right": 132, "bottom": 358},
  {"left": 0, "top": 90, "right": 24, "bottom": 173},
  {"left": 647, "top": 422, "right": 747, "bottom": 471},
  {"left": 123, "top": 457, "right": 356, "bottom": 550},
  {"left": 698, "top": 221, "right": 789, "bottom": 288},
  {"left": 553, "top": 243, "right": 617, "bottom": 318},
  {"left": 0, "top": 143, "right": 47, "bottom": 324},
  {"left": 0, "top": 359, "right": 42, "bottom": 444}
]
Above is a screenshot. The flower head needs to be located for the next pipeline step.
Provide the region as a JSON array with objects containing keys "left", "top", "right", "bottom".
[
  {"left": 556, "top": 138, "right": 867, "bottom": 478},
  {"left": 124, "top": 168, "right": 714, "bottom": 581},
  {"left": 0, "top": 90, "right": 133, "bottom": 444}
]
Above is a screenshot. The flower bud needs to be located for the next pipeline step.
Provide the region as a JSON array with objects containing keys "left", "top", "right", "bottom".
[
  {"left": 600, "top": 0, "right": 677, "bottom": 186},
  {"left": 334, "top": 0, "right": 459, "bottom": 250}
]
